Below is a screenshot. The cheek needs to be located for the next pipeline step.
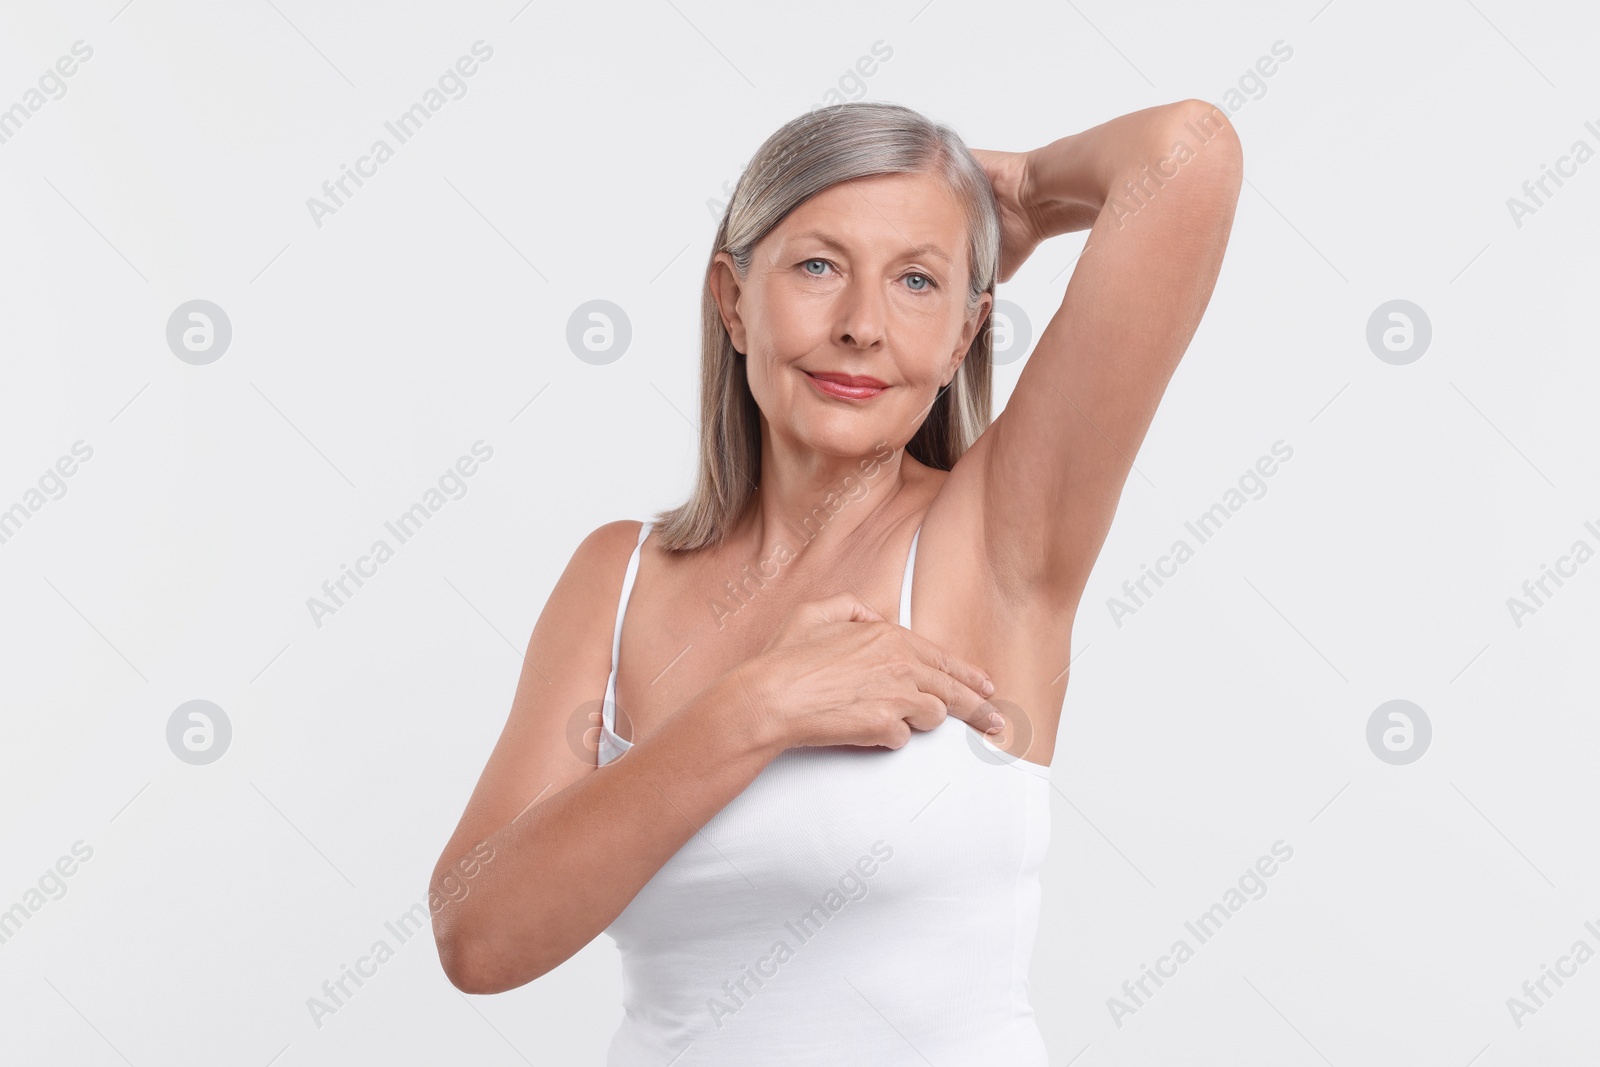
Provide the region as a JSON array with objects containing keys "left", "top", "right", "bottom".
[
  {"left": 742, "top": 348, "right": 791, "bottom": 416},
  {"left": 760, "top": 295, "right": 827, "bottom": 355}
]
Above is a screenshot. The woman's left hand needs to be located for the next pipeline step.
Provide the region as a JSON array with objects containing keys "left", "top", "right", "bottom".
[{"left": 969, "top": 147, "right": 1049, "bottom": 284}]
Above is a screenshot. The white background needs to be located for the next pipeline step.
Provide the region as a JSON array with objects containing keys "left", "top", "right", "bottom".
[{"left": 2, "top": 0, "right": 1597, "bottom": 1063}]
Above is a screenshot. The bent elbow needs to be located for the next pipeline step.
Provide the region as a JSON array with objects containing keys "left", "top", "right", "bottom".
[
  {"left": 438, "top": 941, "right": 500, "bottom": 995},
  {"left": 436, "top": 928, "right": 555, "bottom": 995},
  {"left": 1173, "top": 99, "right": 1244, "bottom": 175}
]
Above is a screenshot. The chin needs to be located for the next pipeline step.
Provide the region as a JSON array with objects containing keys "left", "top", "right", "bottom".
[{"left": 791, "top": 418, "right": 892, "bottom": 460}]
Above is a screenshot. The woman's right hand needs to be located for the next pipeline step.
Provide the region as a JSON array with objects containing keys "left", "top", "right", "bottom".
[{"left": 731, "top": 592, "right": 1005, "bottom": 754}]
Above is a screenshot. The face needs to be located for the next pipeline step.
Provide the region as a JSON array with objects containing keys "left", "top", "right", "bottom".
[{"left": 710, "top": 170, "right": 991, "bottom": 461}]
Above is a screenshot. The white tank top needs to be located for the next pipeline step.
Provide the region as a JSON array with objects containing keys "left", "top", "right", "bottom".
[{"left": 598, "top": 520, "right": 1052, "bottom": 1065}]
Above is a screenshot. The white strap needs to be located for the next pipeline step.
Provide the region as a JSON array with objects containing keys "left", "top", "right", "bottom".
[
  {"left": 899, "top": 523, "right": 921, "bottom": 629},
  {"left": 611, "top": 521, "right": 652, "bottom": 670}
]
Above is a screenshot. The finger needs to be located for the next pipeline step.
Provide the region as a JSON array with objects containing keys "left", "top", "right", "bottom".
[
  {"left": 895, "top": 626, "right": 995, "bottom": 699},
  {"left": 811, "top": 592, "right": 884, "bottom": 625},
  {"left": 895, "top": 690, "right": 951, "bottom": 734},
  {"left": 910, "top": 661, "right": 1003, "bottom": 735}
]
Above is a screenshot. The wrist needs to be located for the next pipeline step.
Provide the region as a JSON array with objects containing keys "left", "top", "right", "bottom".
[
  {"left": 721, "top": 660, "right": 789, "bottom": 760},
  {"left": 1023, "top": 135, "right": 1102, "bottom": 235}
]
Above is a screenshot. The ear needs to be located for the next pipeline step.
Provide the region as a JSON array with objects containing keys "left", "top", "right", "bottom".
[
  {"left": 708, "top": 252, "right": 748, "bottom": 354},
  {"left": 944, "top": 292, "right": 994, "bottom": 385}
]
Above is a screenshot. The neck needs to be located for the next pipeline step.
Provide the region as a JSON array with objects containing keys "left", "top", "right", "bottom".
[{"left": 738, "top": 422, "right": 917, "bottom": 562}]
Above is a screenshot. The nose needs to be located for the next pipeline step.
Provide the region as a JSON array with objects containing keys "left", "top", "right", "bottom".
[{"left": 836, "top": 276, "right": 886, "bottom": 351}]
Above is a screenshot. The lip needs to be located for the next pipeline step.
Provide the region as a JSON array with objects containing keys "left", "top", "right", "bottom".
[{"left": 804, "top": 370, "right": 887, "bottom": 400}]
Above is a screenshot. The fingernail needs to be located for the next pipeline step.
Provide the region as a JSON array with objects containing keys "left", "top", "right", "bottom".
[
  {"left": 987, "top": 712, "right": 1005, "bottom": 733},
  {"left": 981, "top": 678, "right": 996, "bottom": 697}
]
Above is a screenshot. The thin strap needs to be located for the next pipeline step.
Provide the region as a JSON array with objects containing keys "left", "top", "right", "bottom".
[
  {"left": 899, "top": 523, "right": 922, "bottom": 629},
  {"left": 610, "top": 521, "right": 652, "bottom": 671}
]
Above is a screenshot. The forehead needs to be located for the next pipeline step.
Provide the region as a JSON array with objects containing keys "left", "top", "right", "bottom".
[{"left": 767, "top": 170, "right": 967, "bottom": 261}]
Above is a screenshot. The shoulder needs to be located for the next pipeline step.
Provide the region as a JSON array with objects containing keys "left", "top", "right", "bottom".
[
  {"left": 565, "top": 520, "right": 649, "bottom": 590},
  {"left": 531, "top": 520, "right": 648, "bottom": 665}
]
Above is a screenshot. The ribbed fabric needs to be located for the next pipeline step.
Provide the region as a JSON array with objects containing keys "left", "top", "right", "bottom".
[{"left": 598, "top": 520, "right": 1052, "bottom": 1065}]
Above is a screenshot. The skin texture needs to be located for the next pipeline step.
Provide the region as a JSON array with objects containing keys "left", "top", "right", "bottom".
[
  {"left": 729, "top": 168, "right": 991, "bottom": 479},
  {"left": 430, "top": 99, "right": 1244, "bottom": 994}
]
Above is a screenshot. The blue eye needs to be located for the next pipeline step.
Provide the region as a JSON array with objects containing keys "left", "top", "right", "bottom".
[{"left": 800, "top": 259, "right": 935, "bottom": 292}]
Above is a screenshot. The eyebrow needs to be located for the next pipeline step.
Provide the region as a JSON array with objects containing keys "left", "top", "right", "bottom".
[{"left": 785, "top": 229, "right": 953, "bottom": 266}]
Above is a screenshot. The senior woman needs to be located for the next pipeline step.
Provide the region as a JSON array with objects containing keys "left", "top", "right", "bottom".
[{"left": 431, "top": 99, "right": 1241, "bottom": 1064}]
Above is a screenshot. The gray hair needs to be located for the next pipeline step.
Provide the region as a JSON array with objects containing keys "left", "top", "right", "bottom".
[{"left": 651, "top": 101, "right": 1000, "bottom": 552}]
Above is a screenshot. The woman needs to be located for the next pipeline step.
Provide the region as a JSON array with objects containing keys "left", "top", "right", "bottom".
[{"left": 431, "top": 99, "right": 1241, "bottom": 1063}]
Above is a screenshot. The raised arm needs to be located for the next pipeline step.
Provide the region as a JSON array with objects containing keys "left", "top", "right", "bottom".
[{"left": 969, "top": 100, "right": 1243, "bottom": 610}]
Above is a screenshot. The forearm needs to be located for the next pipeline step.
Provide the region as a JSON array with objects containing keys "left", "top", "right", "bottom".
[
  {"left": 1025, "top": 100, "right": 1236, "bottom": 234},
  {"left": 435, "top": 667, "right": 782, "bottom": 993}
]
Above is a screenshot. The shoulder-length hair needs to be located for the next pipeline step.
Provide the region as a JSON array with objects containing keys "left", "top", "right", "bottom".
[{"left": 651, "top": 101, "right": 1001, "bottom": 553}]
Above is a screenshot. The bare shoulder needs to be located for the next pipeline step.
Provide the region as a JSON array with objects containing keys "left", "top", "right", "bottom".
[
  {"left": 494, "top": 517, "right": 647, "bottom": 732},
  {"left": 576, "top": 518, "right": 649, "bottom": 561},
  {"left": 540, "top": 520, "right": 648, "bottom": 654},
  {"left": 571, "top": 519, "right": 649, "bottom": 578}
]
